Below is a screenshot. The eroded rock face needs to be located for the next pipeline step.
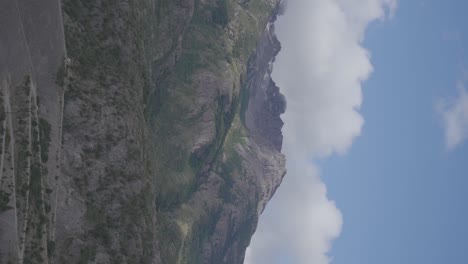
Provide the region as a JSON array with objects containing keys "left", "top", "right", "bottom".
[
  {"left": 0, "top": 0, "right": 286, "bottom": 263},
  {"left": 154, "top": 4, "right": 287, "bottom": 263},
  {"left": 245, "top": 11, "right": 286, "bottom": 152}
]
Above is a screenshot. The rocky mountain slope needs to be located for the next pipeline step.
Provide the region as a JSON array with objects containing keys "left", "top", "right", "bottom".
[{"left": 0, "top": 0, "right": 286, "bottom": 263}]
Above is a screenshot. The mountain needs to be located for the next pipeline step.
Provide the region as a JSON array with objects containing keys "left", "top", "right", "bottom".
[{"left": 0, "top": 0, "right": 286, "bottom": 263}]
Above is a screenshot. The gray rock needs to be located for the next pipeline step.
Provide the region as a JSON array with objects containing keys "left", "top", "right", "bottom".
[{"left": 0, "top": 0, "right": 287, "bottom": 263}]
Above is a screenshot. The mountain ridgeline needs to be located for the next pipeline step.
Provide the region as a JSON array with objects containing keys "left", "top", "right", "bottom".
[{"left": 0, "top": 0, "right": 286, "bottom": 263}]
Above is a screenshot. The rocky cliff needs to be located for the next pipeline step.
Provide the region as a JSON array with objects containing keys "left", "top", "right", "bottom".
[{"left": 0, "top": 0, "right": 286, "bottom": 263}]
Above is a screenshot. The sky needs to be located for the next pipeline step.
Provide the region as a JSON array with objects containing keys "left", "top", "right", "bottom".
[{"left": 246, "top": 0, "right": 468, "bottom": 264}]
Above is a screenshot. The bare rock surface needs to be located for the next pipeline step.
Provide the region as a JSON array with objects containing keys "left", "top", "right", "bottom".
[{"left": 0, "top": 0, "right": 286, "bottom": 263}]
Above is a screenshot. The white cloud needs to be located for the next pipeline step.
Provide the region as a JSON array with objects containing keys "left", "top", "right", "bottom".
[
  {"left": 437, "top": 81, "right": 468, "bottom": 150},
  {"left": 245, "top": 0, "right": 396, "bottom": 264},
  {"left": 245, "top": 155, "right": 342, "bottom": 264}
]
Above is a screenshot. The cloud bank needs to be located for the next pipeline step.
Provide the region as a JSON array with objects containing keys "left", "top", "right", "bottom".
[
  {"left": 438, "top": 81, "right": 468, "bottom": 150},
  {"left": 245, "top": 0, "right": 396, "bottom": 263}
]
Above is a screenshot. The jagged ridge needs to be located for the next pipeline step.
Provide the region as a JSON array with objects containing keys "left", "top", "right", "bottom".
[{"left": 0, "top": 0, "right": 286, "bottom": 263}]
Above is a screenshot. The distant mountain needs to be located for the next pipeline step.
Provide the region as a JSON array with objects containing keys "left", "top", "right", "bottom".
[{"left": 0, "top": 0, "right": 286, "bottom": 263}]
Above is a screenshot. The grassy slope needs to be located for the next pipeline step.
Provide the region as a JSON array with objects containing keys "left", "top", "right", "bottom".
[{"left": 151, "top": 0, "right": 277, "bottom": 263}]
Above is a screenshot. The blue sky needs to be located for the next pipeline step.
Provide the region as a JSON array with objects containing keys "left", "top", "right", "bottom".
[
  {"left": 246, "top": 1, "right": 468, "bottom": 263},
  {"left": 323, "top": 1, "right": 468, "bottom": 263}
]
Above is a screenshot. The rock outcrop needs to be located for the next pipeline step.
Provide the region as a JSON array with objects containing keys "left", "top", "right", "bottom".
[
  {"left": 244, "top": 11, "right": 286, "bottom": 152},
  {"left": 0, "top": 0, "right": 286, "bottom": 263}
]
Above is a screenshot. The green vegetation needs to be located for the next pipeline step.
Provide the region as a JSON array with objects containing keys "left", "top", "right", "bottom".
[
  {"left": 155, "top": 0, "right": 170, "bottom": 25},
  {"left": 239, "top": 79, "right": 250, "bottom": 125},
  {"left": 232, "top": 32, "right": 257, "bottom": 60},
  {"left": 64, "top": 0, "right": 146, "bottom": 80},
  {"left": 86, "top": 202, "right": 111, "bottom": 247},
  {"left": 212, "top": 0, "right": 229, "bottom": 27},
  {"left": 0, "top": 190, "right": 12, "bottom": 212},
  {"left": 39, "top": 118, "right": 51, "bottom": 162},
  {"left": 156, "top": 214, "right": 184, "bottom": 262},
  {"left": 148, "top": 0, "right": 279, "bottom": 263},
  {"left": 169, "top": 0, "right": 234, "bottom": 83},
  {"left": 189, "top": 95, "right": 238, "bottom": 171},
  {"left": 0, "top": 91, "right": 5, "bottom": 124},
  {"left": 47, "top": 240, "right": 55, "bottom": 257},
  {"left": 55, "top": 60, "right": 65, "bottom": 87},
  {"left": 184, "top": 208, "right": 222, "bottom": 262},
  {"left": 29, "top": 164, "right": 42, "bottom": 199},
  {"left": 78, "top": 246, "right": 97, "bottom": 264}
]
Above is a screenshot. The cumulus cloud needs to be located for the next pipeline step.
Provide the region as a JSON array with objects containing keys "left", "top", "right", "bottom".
[
  {"left": 245, "top": 0, "right": 396, "bottom": 264},
  {"left": 245, "top": 153, "right": 342, "bottom": 264},
  {"left": 437, "top": 81, "right": 468, "bottom": 150}
]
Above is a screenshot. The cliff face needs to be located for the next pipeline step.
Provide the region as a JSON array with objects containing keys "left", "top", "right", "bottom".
[{"left": 0, "top": 0, "right": 286, "bottom": 263}]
